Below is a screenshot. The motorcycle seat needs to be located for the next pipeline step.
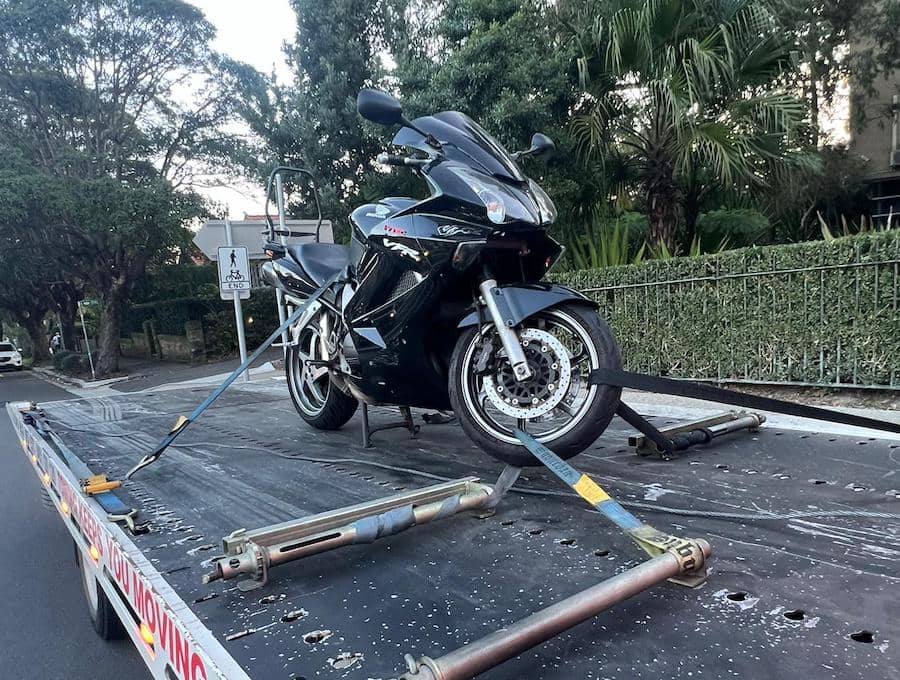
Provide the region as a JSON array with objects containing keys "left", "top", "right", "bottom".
[{"left": 286, "top": 243, "right": 350, "bottom": 285}]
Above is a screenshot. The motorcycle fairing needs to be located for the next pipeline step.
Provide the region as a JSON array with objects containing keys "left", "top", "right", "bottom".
[
  {"left": 350, "top": 197, "right": 419, "bottom": 240},
  {"left": 341, "top": 210, "right": 449, "bottom": 408},
  {"left": 457, "top": 284, "right": 597, "bottom": 329}
]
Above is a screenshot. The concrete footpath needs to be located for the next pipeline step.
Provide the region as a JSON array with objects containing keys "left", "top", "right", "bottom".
[{"left": 28, "top": 364, "right": 900, "bottom": 443}]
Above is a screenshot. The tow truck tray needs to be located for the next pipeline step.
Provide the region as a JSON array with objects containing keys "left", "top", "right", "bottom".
[{"left": 8, "top": 379, "right": 899, "bottom": 679}]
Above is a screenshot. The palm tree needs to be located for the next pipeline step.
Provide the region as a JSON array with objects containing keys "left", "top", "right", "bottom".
[{"left": 567, "top": 0, "right": 813, "bottom": 250}]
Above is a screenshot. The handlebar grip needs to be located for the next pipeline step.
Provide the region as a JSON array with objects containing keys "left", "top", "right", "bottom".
[
  {"left": 377, "top": 153, "right": 428, "bottom": 167},
  {"left": 376, "top": 153, "right": 407, "bottom": 166}
]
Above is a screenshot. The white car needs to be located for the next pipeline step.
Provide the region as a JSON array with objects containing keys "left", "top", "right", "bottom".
[{"left": 0, "top": 341, "right": 23, "bottom": 370}]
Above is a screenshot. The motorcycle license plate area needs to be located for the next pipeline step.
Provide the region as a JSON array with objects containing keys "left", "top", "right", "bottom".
[{"left": 29, "top": 381, "right": 899, "bottom": 680}]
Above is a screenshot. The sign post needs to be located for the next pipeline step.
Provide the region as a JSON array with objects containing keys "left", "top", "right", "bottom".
[
  {"left": 78, "top": 300, "right": 96, "bottom": 381},
  {"left": 218, "top": 220, "right": 251, "bottom": 382}
]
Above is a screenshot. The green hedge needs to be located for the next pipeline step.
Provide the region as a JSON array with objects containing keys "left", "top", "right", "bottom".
[
  {"left": 122, "top": 296, "right": 220, "bottom": 337},
  {"left": 122, "top": 289, "right": 282, "bottom": 359},
  {"left": 201, "top": 290, "right": 281, "bottom": 356},
  {"left": 52, "top": 349, "right": 78, "bottom": 370},
  {"left": 554, "top": 230, "right": 900, "bottom": 387}
]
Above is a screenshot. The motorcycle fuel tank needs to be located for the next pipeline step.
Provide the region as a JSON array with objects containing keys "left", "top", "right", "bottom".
[{"left": 350, "top": 197, "right": 418, "bottom": 239}]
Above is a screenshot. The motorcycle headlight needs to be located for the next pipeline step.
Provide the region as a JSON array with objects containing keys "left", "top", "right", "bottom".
[
  {"left": 480, "top": 189, "right": 506, "bottom": 224},
  {"left": 528, "top": 179, "right": 557, "bottom": 225},
  {"left": 448, "top": 168, "right": 538, "bottom": 225}
]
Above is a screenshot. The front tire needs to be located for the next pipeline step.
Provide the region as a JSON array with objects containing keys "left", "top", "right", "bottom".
[{"left": 449, "top": 303, "right": 621, "bottom": 467}]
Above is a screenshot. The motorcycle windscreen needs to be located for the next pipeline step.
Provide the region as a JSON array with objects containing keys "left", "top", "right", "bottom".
[{"left": 393, "top": 111, "right": 526, "bottom": 183}]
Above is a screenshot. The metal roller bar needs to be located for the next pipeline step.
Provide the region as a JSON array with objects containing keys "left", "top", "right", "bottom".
[
  {"left": 706, "top": 413, "right": 766, "bottom": 437},
  {"left": 204, "top": 477, "right": 496, "bottom": 590},
  {"left": 625, "top": 408, "right": 765, "bottom": 455},
  {"left": 400, "top": 539, "right": 712, "bottom": 680}
]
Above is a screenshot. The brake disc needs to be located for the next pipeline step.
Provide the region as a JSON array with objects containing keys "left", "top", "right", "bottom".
[{"left": 482, "top": 328, "right": 572, "bottom": 419}]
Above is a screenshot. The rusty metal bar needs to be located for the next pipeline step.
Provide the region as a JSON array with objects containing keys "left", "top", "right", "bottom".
[
  {"left": 203, "top": 477, "right": 498, "bottom": 590},
  {"left": 400, "top": 539, "right": 711, "bottom": 680}
]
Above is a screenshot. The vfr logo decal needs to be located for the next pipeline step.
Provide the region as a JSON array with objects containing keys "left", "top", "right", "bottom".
[
  {"left": 384, "top": 225, "right": 407, "bottom": 235},
  {"left": 383, "top": 238, "right": 422, "bottom": 262},
  {"left": 437, "top": 225, "right": 481, "bottom": 237}
]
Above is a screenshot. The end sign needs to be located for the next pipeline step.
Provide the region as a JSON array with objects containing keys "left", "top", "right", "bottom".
[{"left": 217, "top": 246, "right": 251, "bottom": 300}]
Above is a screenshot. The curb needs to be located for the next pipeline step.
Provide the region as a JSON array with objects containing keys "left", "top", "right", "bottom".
[{"left": 31, "top": 366, "right": 132, "bottom": 390}]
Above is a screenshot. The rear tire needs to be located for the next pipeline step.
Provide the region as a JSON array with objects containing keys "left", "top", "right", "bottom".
[
  {"left": 286, "top": 344, "right": 358, "bottom": 429},
  {"left": 449, "top": 303, "right": 621, "bottom": 467},
  {"left": 74, "top": 541, "right": 126, "bottom": 640}
]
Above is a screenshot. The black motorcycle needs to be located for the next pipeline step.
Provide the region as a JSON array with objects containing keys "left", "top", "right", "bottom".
[{"left": 261, "top": 89, "right": 622, "bottom": 466}]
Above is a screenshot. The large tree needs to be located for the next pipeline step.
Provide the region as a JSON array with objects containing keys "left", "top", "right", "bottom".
[
  {"left": 393, "top": 0, "right": 575, "bottom": 146},
  {"left": 229, "top": 0, "right": 396, "bottom": 240},
  {"left": 0, "top": 148, "right": 77, "bottom": 359},
  {"left": 66, "top": 178, "right": 204, "bottom": 372},
  {"left": 568, "top": 0, "right": 813, "bottom": 251},
  {"left": 389, "top": 0, "right": 602, "bottom": 230},
  {"left": 0, "top": 0, "right": 240, "bottom": 374}
]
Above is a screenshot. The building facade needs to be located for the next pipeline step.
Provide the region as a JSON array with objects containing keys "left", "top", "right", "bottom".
[{"left": 850, "top": 73, "right": 900, "bottom": 225}]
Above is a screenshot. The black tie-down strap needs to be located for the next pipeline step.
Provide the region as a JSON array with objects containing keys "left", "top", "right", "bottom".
[{"left": 589, "top": 369, "right": 900, "bottom": 436}]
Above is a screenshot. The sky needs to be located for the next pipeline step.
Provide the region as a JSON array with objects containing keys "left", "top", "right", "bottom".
[{"left": 186, "top": 0, "right": 296, "bottom": 218}]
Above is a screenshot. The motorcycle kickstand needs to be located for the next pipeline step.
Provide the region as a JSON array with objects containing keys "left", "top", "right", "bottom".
[{"left": 361, "top": 403, "right": 420, "bottom": 448}]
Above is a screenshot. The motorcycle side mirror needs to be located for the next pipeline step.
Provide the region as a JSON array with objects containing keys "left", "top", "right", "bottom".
[
  {"left": 357, "top": 89, "right": 404, "bottom": 127},
  {"left": 357, "top": 89, "right": 443, "bottom": 150},
  {"left": 513, "top": 133, "right": 556, "bottom": 161}
]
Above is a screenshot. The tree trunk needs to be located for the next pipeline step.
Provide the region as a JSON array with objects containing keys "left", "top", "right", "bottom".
[
  {"left": 22, "top": 316, "right": 49, "bottom": 363},
  {"left": 646, "top": 154, "right": 681, "bottom": 253},
  {"left": 59, "top": 305, "right": 78, "bottom": 352},
  {"left": 683, "top": 188, "right": 701, "bottom": 250},
  {"left": 95, "top": 284, "right": 124, "bottom": 376},
  {"left": 805, "top": 13, "right": 821, "bottom": 147},
  {"left": 809, "top": 71, "right": 820, "bottom": 147},
  {"left": 47, "top": 282, "right": 81, "bottom": 351}
]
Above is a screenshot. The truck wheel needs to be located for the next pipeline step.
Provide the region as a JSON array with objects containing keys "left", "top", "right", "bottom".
[{"left": 74, "top": 541, "right": 126, "bottom": 640}]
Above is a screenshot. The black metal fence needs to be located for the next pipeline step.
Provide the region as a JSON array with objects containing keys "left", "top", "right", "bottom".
[{"left": 555, "top": 231, "right": 900, "bottom": 389}]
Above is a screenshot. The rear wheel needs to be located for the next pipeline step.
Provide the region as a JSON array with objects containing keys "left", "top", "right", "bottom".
[
  {"left": 449, "top": 303, "right": 621, "bottom": 467},
  {"left": 285, "top": 314, "right": 357, "bottom": 430},
  {"left": 74, "top": 541, "right": 125, "bottom": 640}
]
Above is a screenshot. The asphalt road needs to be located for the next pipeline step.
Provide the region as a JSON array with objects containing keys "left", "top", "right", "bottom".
[{"left": 0, "top": 370, "right": 146, "bottom": 679}]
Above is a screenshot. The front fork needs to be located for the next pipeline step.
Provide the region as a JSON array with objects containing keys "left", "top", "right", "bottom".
[{"left": 478, "top": 279, "right": 532, "bottom": 382}]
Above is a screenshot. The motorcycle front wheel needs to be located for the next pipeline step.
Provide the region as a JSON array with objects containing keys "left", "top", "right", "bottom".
[{"left": 449, "top": 303, "right": 621, "bottom": 467}]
